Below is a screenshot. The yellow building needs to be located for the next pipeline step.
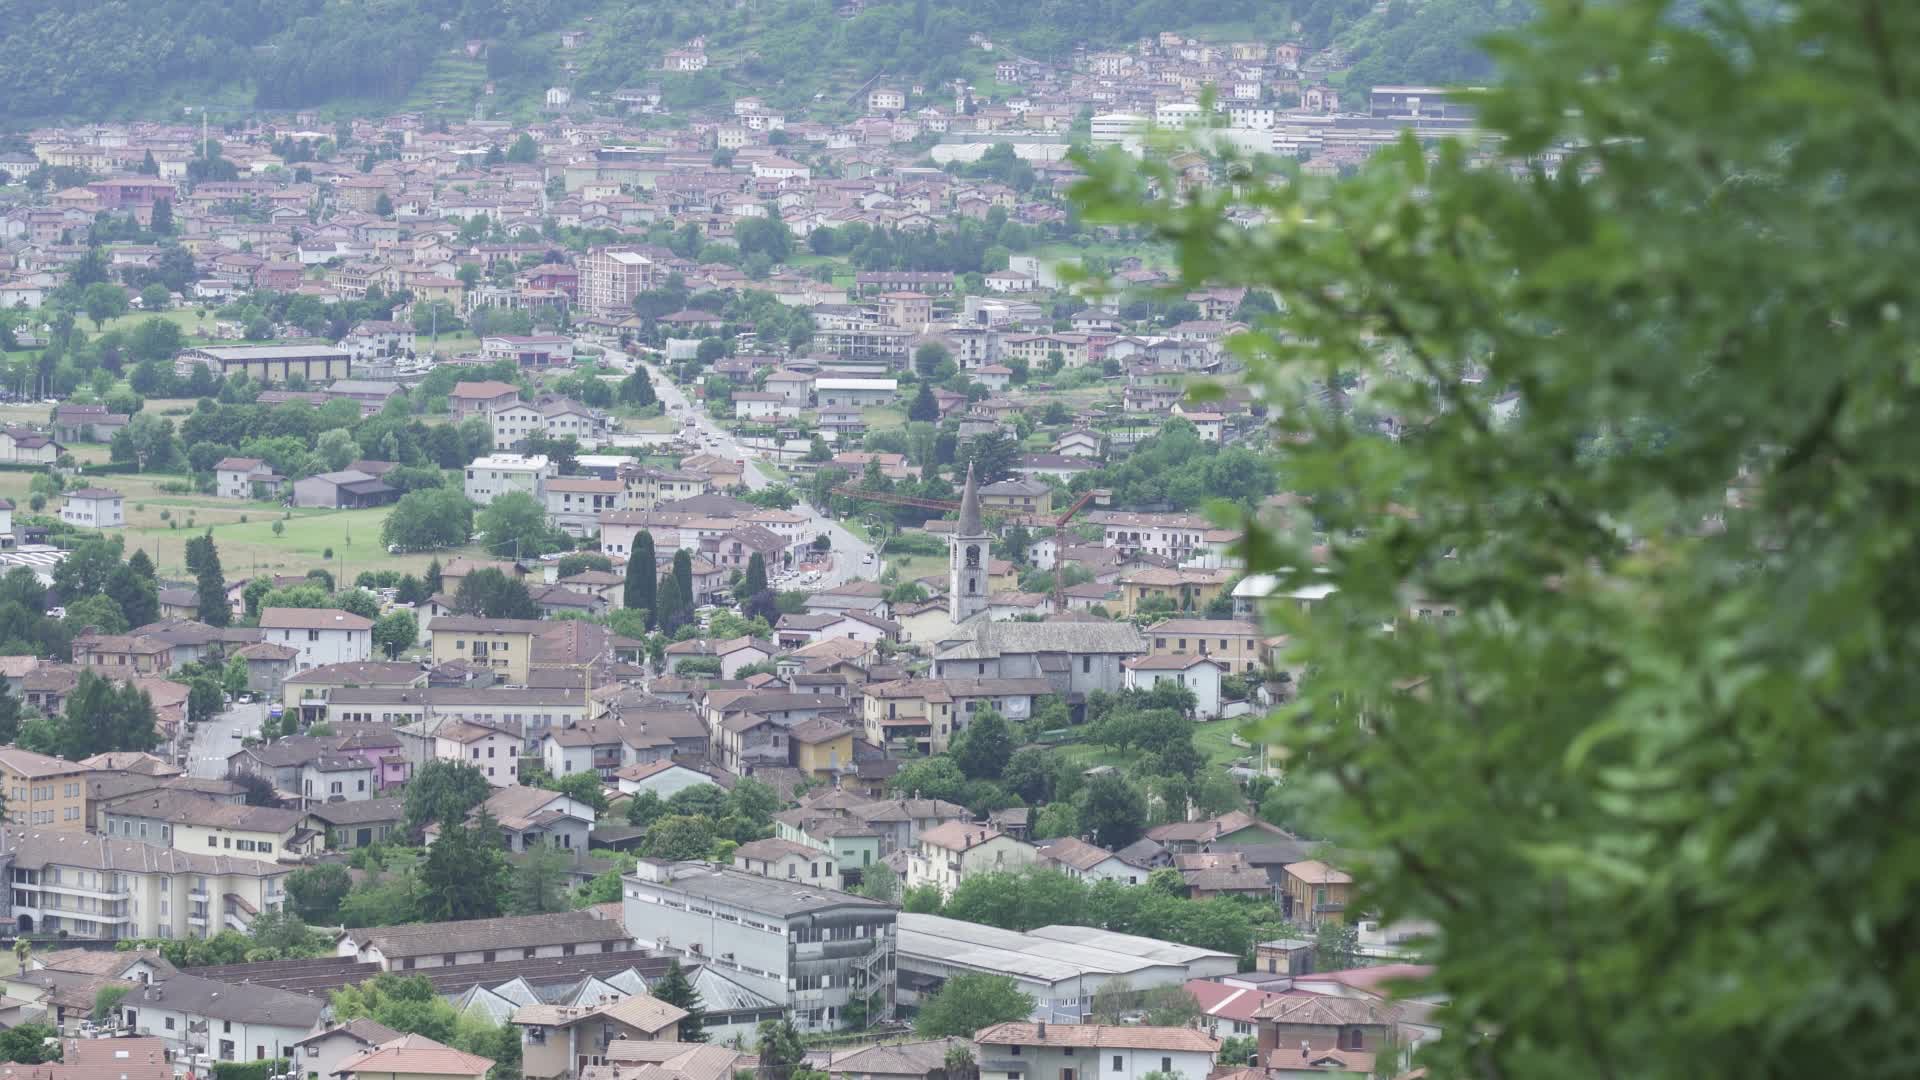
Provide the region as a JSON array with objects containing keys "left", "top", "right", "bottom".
[
  {"left": 1281, "top": 859, "right": 1354, "bottom": 928},
  {"left": 790, "top": 718, "right": 856, "bottom": 781},
  {"left": 858, "top": 679, "right": 953, "bottom": 755},
  {"left": 979, "top": 478, "right": 1053, "bottom": 519},
  {"left": 428, "top": 615, "right": 542, "bottom": 683},
  {"left": 1146, "top": 618, "right": 1266, "bottom": 674},
  {"left": 1118, "top": 567, "right": 1235, "bottom": 616},
  {"left": 0, "top": 748, "right": 93, "bottom": 830}
]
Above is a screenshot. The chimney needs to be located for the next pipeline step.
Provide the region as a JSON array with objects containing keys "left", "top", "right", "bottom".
[
  {"left": 1036, "top": 1022, "right": 1046, "bottom": 1041},
  {"left": 1299, "top": 1041, "right": 1309, "bottom": 1060}
]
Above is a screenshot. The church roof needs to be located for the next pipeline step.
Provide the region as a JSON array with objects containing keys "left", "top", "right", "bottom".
[{"left": 956, "top": 463, "right": 983, "bottom": 536}]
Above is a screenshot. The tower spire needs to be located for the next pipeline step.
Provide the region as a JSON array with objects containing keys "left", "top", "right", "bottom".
[{"left": 957, "top": 462, "right": 983, "bottom": 537}]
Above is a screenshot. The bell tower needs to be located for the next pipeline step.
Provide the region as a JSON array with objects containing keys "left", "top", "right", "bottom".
[{"left": 949, "top": 463, "right": 990, "bottom": 623}]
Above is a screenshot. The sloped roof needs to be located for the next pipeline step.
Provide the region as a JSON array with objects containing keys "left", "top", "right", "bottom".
[
  {"left": 337, "top": 1033, "right": 494, "bottom": 1078},
  {"left": 973, "top": 1023, "right": 1219, "bottom": 1052}
]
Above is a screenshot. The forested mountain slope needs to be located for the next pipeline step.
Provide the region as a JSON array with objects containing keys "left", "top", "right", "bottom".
[{"left": 0, "top": 0, "right": 1530, "bottom": 122}]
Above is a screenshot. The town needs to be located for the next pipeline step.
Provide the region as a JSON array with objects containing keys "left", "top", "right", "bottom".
[{"left": 0, "top": 18, "right": 1482, "bottom": 1080}]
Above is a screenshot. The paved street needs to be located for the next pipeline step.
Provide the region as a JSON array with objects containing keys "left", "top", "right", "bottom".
[
  {"left": 617, "top": 351, "right": 880, "bottom": 589},
  {"left": 186, "top": 701, "right": 266, "bottom": 779}
]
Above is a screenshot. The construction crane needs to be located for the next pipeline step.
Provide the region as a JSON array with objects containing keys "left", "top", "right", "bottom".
[{"left": 831, "top": 482, "right": 1107, "bottom": 610}]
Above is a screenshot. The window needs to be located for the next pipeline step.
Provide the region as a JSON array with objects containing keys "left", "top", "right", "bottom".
[
  {"left": 1161, "top": 1060, "right": 1172, "bottom": 1073},
  {"left": 1082, "top": 656, "right": 1092, "bottom": 674},
  {"left": 1112, "top": 1059, "right": 1122, "bottom": 1072},
  {"left": 307, "top": 630, "right": 319, "bottom": 642}
]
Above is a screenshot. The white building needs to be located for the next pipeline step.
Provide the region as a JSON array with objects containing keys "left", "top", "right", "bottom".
[
  {"left": 971, "top": 1023, "right": 1219, "bottom": 1080},
  {"left": 896, "top": 915, "right": 1237, "bottom": 1023},
  {"left": 60, "top": 487, "right": 124, "bottom": 528},
  {"left": 465, "top": 453, "right": 556, "bottom": 505},
  {"left": 258, "top": 608, "right": 374, "bottom": 671},
  {"left": 118, "top": 973, "right": 324, "bottom": 1060},
  {"left": 544, "top": 477, "right": 625, "bottom": 537},
  {"left": 1090, "top": 113, "right": 1147, "bottom": 154},
  {"left": 1123, "top": 654, "right": 1225, "bottom": 719},
  {"left": 732, "top": 392, "right": 799, "bottom": 421},
  {"left": 906, "top": 822, "right": 1037, "bottom": 898},
  {"left": 213, "top": 457, "right": 280, "bottom": 500},
  {"left": 579, "top": 248, "right": 656, "bottom": 317},
  {"left": 0, "top": 827, "right": 292, "bottom": 940},
  {"left": 814, "top": 378, "right": 898, "bottom": 408},
  {"left": 1036, "top": 837, "right": 1149, "bottom": 886}
]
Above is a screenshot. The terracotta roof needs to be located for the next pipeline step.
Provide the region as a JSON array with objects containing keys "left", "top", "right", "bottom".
[
  {"left": 337, "top": 1033, "right": 495, "bottom": 1078},
  {"left": 973, "top": 1023, "right": 1220, "bottom": 1052},
  {"left": 1283, "top": 859, "right": 1353, "bottom": 885},
  {"left": 259, "top": 607, "right": 374, "bottom": 631}
]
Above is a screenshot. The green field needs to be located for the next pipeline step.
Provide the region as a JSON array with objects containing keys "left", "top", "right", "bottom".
[{"left": 0, "top": 465, "right": 485, "bottom": 582}]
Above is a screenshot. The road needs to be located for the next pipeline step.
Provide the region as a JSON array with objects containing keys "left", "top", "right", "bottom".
[
  {"left": 607, "top": 348, "right": 879, "bottom": 590},
  {"left": 186, "top": 701, "right": 266, "bottom": 779}
]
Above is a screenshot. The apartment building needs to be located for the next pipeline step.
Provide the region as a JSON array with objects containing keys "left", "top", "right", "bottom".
[
  {"left": 622, "top": 860, "right": 897, "bottom": 1032},
  {"left": 258, "top": 608, "right": 373, "bottom": 671},
  {"left": 579, "top": 248, "right": 655, "bottom": 316},
  {"left": 102, "top": 791, "right": 310, "bottom": 861},
  {"left": 426, "top": 616, "right": 541, "bottom": 683},
  {"left": 0, "top": 749, "right": 93, "bottom": 830},
  {"left": 1145, "top": 618, "right": 1264, "bottom": 674},
  {"left": 0, "top": 827, "right": 290, "bottom": 939},
  {"left": 465, "top": 453, "right": 557, "bottom": 506},
  {"left": 906, "top": 822, "right": 1037, "bottom": 898}
]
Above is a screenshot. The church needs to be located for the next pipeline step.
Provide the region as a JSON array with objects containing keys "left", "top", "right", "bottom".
[{"left": 949, "top": 463, "right": 992, "bottom": 622}]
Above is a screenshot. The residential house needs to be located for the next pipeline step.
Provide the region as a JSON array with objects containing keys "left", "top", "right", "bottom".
[
  {"left": 1116, "top": 568, "right": 1235, "bottom": 617},
  {"left": 514, "top": 996, "right": 685, "bottom": 1080},
  {"left": 101, "top": 791, "right": 311, "bottom": 861},
  {"left": 290, "top": 1020, "right": 407, "bottom": 1080},
  {"left": 472, "top": 784, "right": 597, "bottom": 852},
  {"left": 1036, "top": 837, "right": 1149, "bottom": 886},
  {"left": 117, "top": 973, "right": 326, "bottom": 1061},
  {"left": 465, "top": 454, "right": 556, "bottom": 505},
  {"left": 336, "top": 1033, "right": 495, "bottom": 1080},
  {"left": 60, "top": 488, "right": 124, "bottom": 528},
  {"left": 427, "top": 616, "right": 541, "bottom": 684},
  {"left": 1145, "top": 619, "right": 1264, "bottom": 675},
  {"left": 213, "top": 458, "right": 284, "bottom": 500},
  {"left": 305, "top": 798, "right": 406, "bottom": 850},
  {"left": 1280, "top": 861, "right": 1353, "bottom": 929},
  {"left": 970, "top": 1024, "right": 1219, "bottom": 1080},
  {"left": 1122, "top": 654, "right": 1225, "bottom": 719},
  {"left": 906, "top": 822, "right": 1037, "bottom": 898},
  {"left": 614, "top": 761, "right": 718, "bottom": 801},
  {"left": 545, "top": 478, "right": 626, "bottom": 537},
  {"left": 0, "top": 748, "right": 93, "bottom": 830},
  {"left": 259, "top": 608, "right": 373, "bottom": 671},
  {"left": 733, "top": 838, "right": 840, "bottom": 889}
]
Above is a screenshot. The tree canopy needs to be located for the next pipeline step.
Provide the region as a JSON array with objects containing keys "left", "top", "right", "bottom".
[{"left": 1069, "top": 1, "right": 1920, "bottom": 1075}]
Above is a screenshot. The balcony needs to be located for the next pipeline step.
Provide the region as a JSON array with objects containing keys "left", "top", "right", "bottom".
[
  {"left": 189, "top": 889, "right": 210, "bottom": 901},
  {"left": 38, "top": 881, "right": 130, "bottom": 901}
]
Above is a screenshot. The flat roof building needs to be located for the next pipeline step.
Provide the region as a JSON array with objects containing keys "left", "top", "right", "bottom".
[{"left": 621, "top": 860, "right": 896, "bottom": 1033}]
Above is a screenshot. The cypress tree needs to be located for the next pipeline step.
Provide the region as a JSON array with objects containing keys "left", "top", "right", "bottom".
[
  {"left": 673, "top": 549, "right": 694, "bottom": 612},
  {"left": 744, "top": 553, "right": 767, "bottom": 598},
  {"left": 629, "top": 532, "right": 658, "bottom": 626}
]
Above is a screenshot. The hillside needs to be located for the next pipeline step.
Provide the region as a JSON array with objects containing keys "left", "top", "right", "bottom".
[{"left": 0, "top": 0, "right": 1532, "bottom": 124}]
